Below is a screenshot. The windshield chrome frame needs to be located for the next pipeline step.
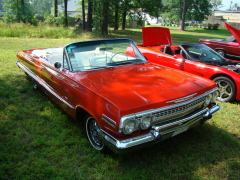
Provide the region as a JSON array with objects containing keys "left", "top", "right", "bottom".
[{"left": 63, "top": 39, "right": 147, "bottom": 72}]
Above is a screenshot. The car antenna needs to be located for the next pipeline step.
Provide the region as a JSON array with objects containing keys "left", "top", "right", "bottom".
[{"left": 24, "top": 35, "right": 29, "bottom": 50}]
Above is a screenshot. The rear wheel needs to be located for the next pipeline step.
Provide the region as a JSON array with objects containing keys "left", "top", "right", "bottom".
[
  {"left": 213, "top": 76, "right": 236, "bottom": 102},
  {"left": 85, "top": 115, "right": 106, "bottom": 151},
  {"left": 216, "top": 49, "right": 226, "bottom": 57}
]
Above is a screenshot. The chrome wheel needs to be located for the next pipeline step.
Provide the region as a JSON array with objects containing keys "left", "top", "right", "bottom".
[
  {"left": 216, "top": 49, "right": 226, "bottom": 57},
  {"left": 85, "top": 115, "right": 104, "bottom": 151},
  {"left": 213, "top": 76, "right": 236, "bottom": 102}
]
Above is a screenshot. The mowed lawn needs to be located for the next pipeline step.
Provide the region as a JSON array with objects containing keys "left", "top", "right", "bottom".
[{"left": 0, "top": 27, "right": 240, "bottom": 180}]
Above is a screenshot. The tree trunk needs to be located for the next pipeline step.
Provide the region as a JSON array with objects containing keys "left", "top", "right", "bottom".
[
  {"left": 20, "top": 0, "right": 25, "bottom": 22},
  {"left": 64, "top": 0, "right": 68, "bottom": 27},
  {"left": 87, "top": 0, "right": 93, "bottom": 32},
  {"left": 54, "top": 0, "right": 58, "bottom": 17},
  {"left": 82, "top": 0, "right": 86, "bottom": 30},
  {"left": 114, "top": 2, "right": 119, "bottom": 30},
  {"left": 180, "top": 0, "right": 187, "bottom": 31},
  {"left": 16, "top": 0, "right": 20, "bottom": 22},
  {"left": 122, "top": 11, "right": 127, "bottom": 30},
  {"left": 20, "top": 0, "right": 24, "bottom": 6},
  {"left": 101, "top": 1, "right": 109, "bottom": 35},
  {"left": 122, "top": 0, "right": 128, "bottom": 30}
]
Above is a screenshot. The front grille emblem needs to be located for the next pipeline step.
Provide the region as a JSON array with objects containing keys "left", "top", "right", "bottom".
[{"left": 167, "top": 93, "right": 197, "bottom": 103}]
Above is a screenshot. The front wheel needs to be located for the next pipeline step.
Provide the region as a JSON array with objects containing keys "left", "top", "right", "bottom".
[
  {"left": 213, "top": 76, "right": 236, "bottom": 102},
  {"left": 85, "top": 115, "right": 105, "bottom": 151}
]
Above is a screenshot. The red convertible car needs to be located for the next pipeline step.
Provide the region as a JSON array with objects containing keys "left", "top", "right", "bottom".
[
  {"left": 199, "top": 22, "right": 240, "bottom": 59},
  {"left": 16, "top": 39, "right": 219, "bottom": 153},
  {"left": 136, "top": 27, "right": 240, "bottom": 102}
]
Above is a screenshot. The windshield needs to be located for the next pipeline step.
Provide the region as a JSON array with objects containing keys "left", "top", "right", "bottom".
[
  {"left": 64, "top": 39, "right": 146, "bottom": 71},
  {"left": 180, "top": 44, "right": 229, "bottom": 63},
  {"left": 225, "top": 36, "right": 236, "bottom": 42}
]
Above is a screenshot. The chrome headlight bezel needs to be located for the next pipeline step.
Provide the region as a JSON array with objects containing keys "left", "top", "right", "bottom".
[
  {"left": 122, "top": 119, "right": 137, "bottom": 135},
  {"left": 212, "top": 90, "right": 219, "bottom": 102},
  {"left": 204, "top": 94, "right": 213, "bottom": 107},
  {"left": 140, "top": 115, "right": 152, "bottom": 130}
]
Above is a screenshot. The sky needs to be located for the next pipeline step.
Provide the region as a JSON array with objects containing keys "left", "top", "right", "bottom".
[{"left": 220, "top": 0, "right": 239, "bottom": 10}]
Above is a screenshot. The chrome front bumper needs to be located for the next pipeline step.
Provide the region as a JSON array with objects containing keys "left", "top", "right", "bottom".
[{"left": 101, "top": 103, "right": 220, "bottom": 154}]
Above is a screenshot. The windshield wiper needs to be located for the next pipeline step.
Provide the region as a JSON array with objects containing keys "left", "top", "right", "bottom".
[{"left": 107, "top": 60, "right": 135, "bottom": 66}]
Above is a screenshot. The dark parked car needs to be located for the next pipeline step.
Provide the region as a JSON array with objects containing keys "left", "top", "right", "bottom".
[{"left": 199, "top": 22, "right": 240, "bottom": 59}]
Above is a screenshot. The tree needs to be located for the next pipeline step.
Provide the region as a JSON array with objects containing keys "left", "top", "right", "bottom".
[
  {"left": 101, "top": 0, "right": 109, "bottom": 35},
  {"left": 180, "top": 0, "right": 187, "bottom": 31},
  {"left": 134, "top": 0, "right": 163, "bottom": 23},
  {"left": 82, "top": 0, "right": 86, "bottom": 30},
  {"left": 121, "top": 0, "right": 130, "bottom": 30},
  {"left": 113, "top": 0, "right": 120, "bottom": 30},
  {"left": 64, "top": 0, "right": 68, "bottom": 27},
  {"left": 3, "top": 0, "right": 35, "bottom": 24},
  {"left": 162, "top": 0, "right": 212, "bottom": 31},
  {"left": 227, "top": 2, "right": 240, "bottom": 11},
  {"left": 86, "top": 0, "right": 93, "bottom": 32},
  {"left": 0, "top": 0, "right": 4, "bottom": 9},
  {"left": 54, "top": 0, "right": 58, "bottom": 17},
  {"left": 210, "top": 0, "right": 223, "bottom": 10}
]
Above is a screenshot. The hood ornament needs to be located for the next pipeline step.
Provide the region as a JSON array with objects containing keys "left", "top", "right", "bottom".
[{"left": 167, "top": 93, "right": 197, "bottom": 103}]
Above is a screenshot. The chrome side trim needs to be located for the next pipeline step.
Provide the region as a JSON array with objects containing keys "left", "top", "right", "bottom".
[
  {"left": 102, "top": 114, "right": 116, "bottom": 125},
  {"left": 16, "top": 61, "right": 74, "bottom": 109},
  {"left": 226, "top": 54, "right": 240, "bottom": 58},
  {"left": 102, "top": 114, "right": 116, "bottom": 129}
]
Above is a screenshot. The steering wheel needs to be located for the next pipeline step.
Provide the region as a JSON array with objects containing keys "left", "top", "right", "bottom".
[
  {"left": 109, "top": 52, "right": 128, "bottom": 62},
  {"left": 200, "top": 52, "right": 207, "bottom": 59}
]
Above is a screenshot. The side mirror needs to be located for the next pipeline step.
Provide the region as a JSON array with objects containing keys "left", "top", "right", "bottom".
[
  {"left": 173, "top": 54, "right": 185, "bottom": 62},
  {"left": 54, "top": 62, "right": 62, "bottom": 69}
]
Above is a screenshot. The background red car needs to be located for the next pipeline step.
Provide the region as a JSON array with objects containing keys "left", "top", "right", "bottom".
[
  {"left": 199, "top": 23, "right": 240, "bottom": 59},
  {"left": 135, "top": 27, "right": 240, "bottom": 102}
]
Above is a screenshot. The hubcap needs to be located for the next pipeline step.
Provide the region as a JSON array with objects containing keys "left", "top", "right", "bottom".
[
  {"left": 217, "top": 50, "right": 224, "bottom": 56},
  {"left": 87, "top": 117, "right": 104, "bottom": 150},
  {"left": 216, "top": 80, "right": 232, "bottom": 101}
]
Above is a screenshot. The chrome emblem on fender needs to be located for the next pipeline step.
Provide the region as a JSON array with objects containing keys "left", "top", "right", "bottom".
[{"left": 167, "top": 93, "right": 197, "bottom": 103}]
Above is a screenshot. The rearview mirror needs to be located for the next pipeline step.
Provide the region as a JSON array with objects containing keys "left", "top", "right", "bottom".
[
  {"left": 173, "top": 54, "right": 185, "bottom": 61},
  {"left": 54, "top": 62, "right": 62, "bottom": 69}
]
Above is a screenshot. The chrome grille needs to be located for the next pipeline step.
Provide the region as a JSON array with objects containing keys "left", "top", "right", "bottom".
[
  {"left": 135, "top": 96, "right": 205, "bottom": 126},
  {"left": 152, "top": 96, "right": 205, "bottom": 124}
]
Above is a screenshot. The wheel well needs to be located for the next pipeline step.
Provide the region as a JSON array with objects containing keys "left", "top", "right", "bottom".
[
  {"left": 211, "top": 74, "right": 237, "bottom": 89},
  {"left": 215, "top": 48, "right": 225, "bottom": 52},
  {"left": 75, "top": 107, "right": 89, "bottom": 123}
]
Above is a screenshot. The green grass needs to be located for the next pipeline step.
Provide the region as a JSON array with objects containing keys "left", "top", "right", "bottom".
[
  {"left": 0, "top": 26, "right": 239, "bottom": 180},
  {"left": 0, "top": 22, "right": 95, "bottom": 39}
]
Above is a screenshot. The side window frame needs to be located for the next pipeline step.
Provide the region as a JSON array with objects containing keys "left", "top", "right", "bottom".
[{"left": 63, "top": 48, "right": 71, "bottom": 71}]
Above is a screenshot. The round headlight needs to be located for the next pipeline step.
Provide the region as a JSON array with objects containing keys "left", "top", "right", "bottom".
[
  {"left": 123, "top": 120, "right": 136, "bottom": 134},
  {"left": 212, "top": 91, "right": 219, "bottom": 102},
  {"left": 140, "top": 116, "right": 152, "bottom": 130},
  {"left": 204, "top": 94, "right": 213, "bottom": 107}
]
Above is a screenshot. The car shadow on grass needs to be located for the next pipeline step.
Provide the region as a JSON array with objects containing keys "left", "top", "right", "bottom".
[{"left": 113, "top": 123, "right": 240, "bottom": 179}]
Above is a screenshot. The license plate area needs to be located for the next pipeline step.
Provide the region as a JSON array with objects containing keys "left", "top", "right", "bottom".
[{"left": 172, "top": 126, "right": 189, "bottom": 137}]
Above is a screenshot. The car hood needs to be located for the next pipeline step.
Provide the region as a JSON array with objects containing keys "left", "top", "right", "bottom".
[
  {"left": 80, "top": 63, "right": 215, "bottom": 112},
  {"left": 142, "top": 27, "right": 172, "bottom": 46},
  {"left": 225, "top": 22, "right": 240, "bottom": 45}
]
